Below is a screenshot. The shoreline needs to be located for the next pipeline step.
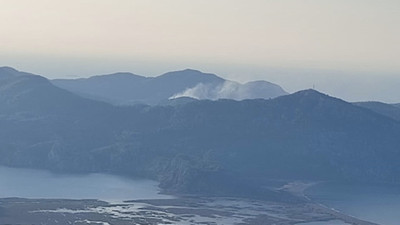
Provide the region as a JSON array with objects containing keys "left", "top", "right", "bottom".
[
  {"left": 280, "top": 181, "right": 379, "bottom": 225},
  {"left": 0, "top": 194, "right": 379, "bottom": 225}
]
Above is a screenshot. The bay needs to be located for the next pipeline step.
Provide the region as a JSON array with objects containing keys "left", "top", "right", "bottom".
[
  {"left": 306, "top": 182, "right": 400, "bottom": 225},
  {"left": 0, "top": 166, "right": 171, "bottom": 202}
]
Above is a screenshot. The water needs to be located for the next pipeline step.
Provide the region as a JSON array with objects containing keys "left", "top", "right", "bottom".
[
  {"left": 296, "top": 220, "right": 350, "bottom": 225},
  {"left": 0, "top": 166, "right": 171, "bottom": 201},
  {"left": 306, "top": 182, "right": 400, "bottom": 225}
]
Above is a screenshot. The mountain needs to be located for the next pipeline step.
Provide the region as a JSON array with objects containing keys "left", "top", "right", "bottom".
[
  {"left": 354, "top": 101, "right": 400, "bottom": 121},
  {"left": 0, "top": 66, "right": 36, "bottom": 78},
  {"left": 171, "top": 79, "right": 287, "bottom": 101},
  {"left": 0, "top": 67, "right": 111, "bottom": 114},
  {"left": 394, "top": 103, "right": 400, "bottom": 108},
  {"left": 2, "top": 67, "right": 400, "bottom": 198},
  {"left": 52, "top": 69, "right": 287, "bottom": 105},
  {"left": 0, "top": 67, "right": 126, "bottom": 170}
]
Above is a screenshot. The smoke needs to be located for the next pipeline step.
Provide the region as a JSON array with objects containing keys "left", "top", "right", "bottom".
[{"left": 170, "top": 81, "right": 286, "bottom": 100}]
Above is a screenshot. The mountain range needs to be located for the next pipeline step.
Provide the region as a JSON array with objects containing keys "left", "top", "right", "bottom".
[
  {"left": 52, "top": 69, "right": 288, "bottom": 105},
  {"left": 1, "top": 66, "right": 400, "bottom": 198},
  {"left": 355, "top": 101, "right": 400, "bottom": 121}
]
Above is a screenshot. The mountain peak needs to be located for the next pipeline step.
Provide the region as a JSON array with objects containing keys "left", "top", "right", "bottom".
[
  {"left": 157, "top": 69, "right": 224, "bottom": 83},
  {"left": 291, "top": 89, "right": 330, "bottom": 98},
  {"left": 0, "top": 66, "right": 18, "bottom": 72},
  {"left": 274, "top": 89, "right": 349, "bottom": 111},
  {"left": 0, "top": 66, "right": 20, "bottom": 78},
  {"left": 106, "top": 72, "right": 137, "bottom": 76},
  {"left": 160, "top": 69, "right": 212, "bottom": 77},
  {"left": 88, "top": 72, "right": 145, "bottom": 80},
  {"left": 0, "top": 66, "right": 38, "bottom": 79},
  {"left": 182, "top": 68, "right": 201, "bottom": 73},
  {"left": 296, "top": 88, "right": 323, "bottom": 94}
]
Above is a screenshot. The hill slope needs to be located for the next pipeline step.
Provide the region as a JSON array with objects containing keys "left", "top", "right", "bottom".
[
  {"left": 354, "top": 101, "right": 400, "bottom": 121},
  {"left": 2, "top": 67, "right": 400, "bottom": 197},
  {"left": 52, "top": 69, "right": 287, "bottom": 105}
]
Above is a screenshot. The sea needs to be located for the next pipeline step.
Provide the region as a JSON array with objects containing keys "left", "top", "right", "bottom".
[
  {"left": 306, "top": 182, "right": 400, "bottom": 225},
  {"left": 0, "top": 166, "right": 171, "bottom": 202}
]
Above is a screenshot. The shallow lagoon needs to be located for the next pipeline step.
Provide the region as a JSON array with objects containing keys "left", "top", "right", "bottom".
[{"left": 0, "top": 166, "right": 171, "bottom": 201}]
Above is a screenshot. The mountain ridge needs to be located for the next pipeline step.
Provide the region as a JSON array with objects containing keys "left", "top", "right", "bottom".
[
  {"left": 52, "top": 68, "right": 288, "bottom": 105},
  {"left": 0, "top": 66, "right": 43, "bottom": 80},
  {"left": 354, "top": 101, "right": 400, "bottom": 121},
  {"left": 2, "top": 68, "right": 400, "bottom": 198}
]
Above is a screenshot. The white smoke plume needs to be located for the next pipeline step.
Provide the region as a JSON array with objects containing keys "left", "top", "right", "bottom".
[{"left": 170, "top": 81, "right": 287, "bottom": 100}]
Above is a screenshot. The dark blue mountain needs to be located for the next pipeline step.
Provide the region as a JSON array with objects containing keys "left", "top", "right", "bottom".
[
  {"left": 355, "top": 101, "right": 400, "bottom": 121},
  {"left": 2, "top": 67, "right": 400, "bottom": 198}
]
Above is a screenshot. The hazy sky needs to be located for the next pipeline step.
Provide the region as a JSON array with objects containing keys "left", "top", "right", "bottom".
[{"left": 1, "top": 0, "right": 399, "bottom": 102}]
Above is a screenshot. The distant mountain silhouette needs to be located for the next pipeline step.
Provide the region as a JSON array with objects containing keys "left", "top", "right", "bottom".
[
  {"left": 52, "top": 69, "right": 287, "bottom": 105},
  {"left": 355, "top": 101, "right": 400, "bottom": 121},
  {"left": 0, "top": 66, "right": 35, "bottom": 78},
  {"left": 2, "top": 67, "right": 400, "bottom": 198}
]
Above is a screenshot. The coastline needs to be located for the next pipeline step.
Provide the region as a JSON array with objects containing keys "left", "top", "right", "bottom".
[
  {"left": 282, "top": 181, "right": 379, "bottom": 225},
  {"left": 0, "top": 193, "right": 379, "bottom": 225},
  {"left": 0, "top": 168, "right": 383, "bottom": 225}
]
